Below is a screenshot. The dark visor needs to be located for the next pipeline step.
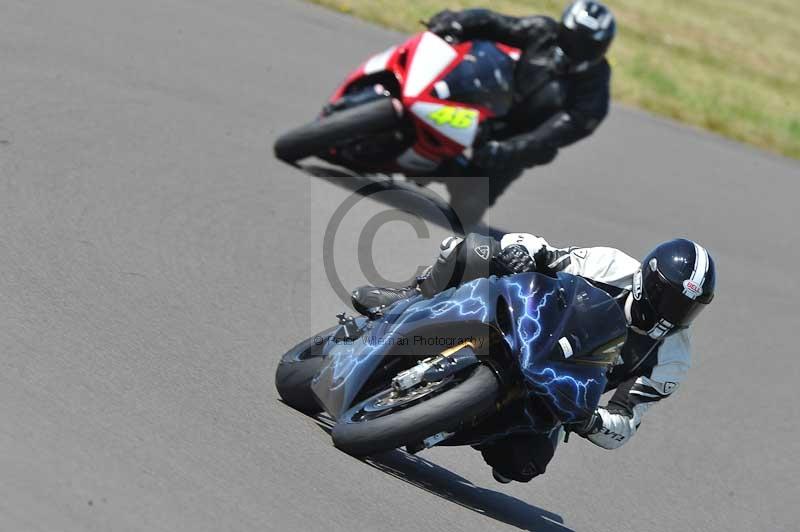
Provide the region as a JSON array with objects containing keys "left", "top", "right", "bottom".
[{"left": 643, "top": 271, "right": 709, "bottom": 327}]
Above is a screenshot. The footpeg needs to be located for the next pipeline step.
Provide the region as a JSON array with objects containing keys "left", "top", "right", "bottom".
[
  {"left": 422, "top": 431, "right": 454, "bottom": 448},
  {"left": 335, "top": 312, "right": 360, "bottom": 340}
]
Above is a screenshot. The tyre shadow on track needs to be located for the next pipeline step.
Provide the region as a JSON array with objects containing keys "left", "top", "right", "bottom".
[
  {"left": 365, "top": 452, "right": 575, "bottom": 532},
  {"left": 312, "top": 416, "right": 574, "bottom": 532},
  {"left": 296, "top": 163, "right": 508, "bottom": 240}
]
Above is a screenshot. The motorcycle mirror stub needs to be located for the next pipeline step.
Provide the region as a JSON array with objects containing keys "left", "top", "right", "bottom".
[
  {"left": 558, "top": 337, "right": 574, "bottom": 358},
  {"left": 433, "top": 80, "right": 451, "bottom": 99}
]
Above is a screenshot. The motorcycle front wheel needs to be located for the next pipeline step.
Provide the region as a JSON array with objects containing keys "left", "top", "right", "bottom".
[
  {"left": 273, "top": 98, "right": 402, "bottom": 163},
  {"left": 331, "top": 364, "right": 500, "bottom": 457},
  {"left": 274, "top": 327, "right": 336, "bottom": 414}
]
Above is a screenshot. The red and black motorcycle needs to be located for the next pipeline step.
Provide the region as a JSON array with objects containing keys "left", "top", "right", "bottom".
[{"left": 274, "top": 30, "right": 520, "bottom": 175}]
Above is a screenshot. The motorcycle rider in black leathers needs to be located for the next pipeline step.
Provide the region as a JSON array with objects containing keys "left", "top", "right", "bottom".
[
  {"left": 426, "top": 1, "right": 615, "bottom": 225},
  {"left": 351, "top": 233, "right": 716, "bottom": 483}
]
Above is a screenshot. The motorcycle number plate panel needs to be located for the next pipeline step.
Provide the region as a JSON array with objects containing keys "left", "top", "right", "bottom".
[{"left": 410, "top": 102, "right": 479, "bottom": 147}]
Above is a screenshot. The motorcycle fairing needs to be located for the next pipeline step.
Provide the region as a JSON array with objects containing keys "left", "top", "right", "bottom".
[
  {"left": 409, "top": 101, "right": 480, "bottom": 147},
  {"left": 403, "top": 32, "right": 457, "bottom": 98},
  {"left": 312, "top": 272, "right": 626, "bottom": 423},
  {"left": 497, "top": 273, "right": 627, "bottom": 422},
  {"left": 363, "top": 45, "right": 398, "bottom": 75},
  {"left": 311, "top": 279, "right": 500, "bottom": 419},
  {"left": 323, "top": 31, "right": 520, "bottom": 173}
]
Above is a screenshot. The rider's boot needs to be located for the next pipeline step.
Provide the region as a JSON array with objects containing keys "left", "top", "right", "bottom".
[
  {"left": 492, "top": 469, "right": 513, "bottom": 484},
  {"left": 350, "top": 283, "right": 422, "bottom": 319},
  {"left": 350, "top": 234, "right": 462, "bottom": 318},
  {"left": 351, "top": 233, "right": 498, "bottom": 318}
]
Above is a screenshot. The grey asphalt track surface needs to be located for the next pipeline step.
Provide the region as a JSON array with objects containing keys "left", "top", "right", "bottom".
[{"left": 1, "top": 1, "right": 799, "bottom": 531}]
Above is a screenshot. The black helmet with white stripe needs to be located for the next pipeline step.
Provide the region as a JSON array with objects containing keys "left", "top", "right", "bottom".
[
  {"left": 558, "top": 1, "right": 615, "bottom": 70},
  {"left": 630, "top": 239, "right": 716, "bottom": 339}
]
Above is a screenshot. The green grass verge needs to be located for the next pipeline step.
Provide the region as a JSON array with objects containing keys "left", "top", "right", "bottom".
[{"left": 309, "top": 0, "right": 800, "bottom": 159}]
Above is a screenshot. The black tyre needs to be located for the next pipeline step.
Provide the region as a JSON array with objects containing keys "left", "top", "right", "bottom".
[
  {"left": 275, "top": 327, "right": 336, "bottom": 414},
  {"left": 331, "top": 364, "right": 499, "bottom": 457},
  {"left": 273, "top": 98, "right": 402, "bottom": 163}
]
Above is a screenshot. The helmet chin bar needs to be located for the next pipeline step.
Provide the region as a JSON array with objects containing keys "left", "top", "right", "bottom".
[
  {"left": 644, "top": 318, "right": 675, "bottom": 340},
  {"left": 629, "top": 320, "right": 674, "bottom": 340},
  {"left": 554, "top": 44, "right": 604, "bottom": 74},
  {"left": 627, "top": 292, "right": 674, "bottom": 339}
]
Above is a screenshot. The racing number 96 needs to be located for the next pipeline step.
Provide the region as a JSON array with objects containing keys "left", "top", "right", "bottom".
[{"left": 427, "top": 106, "right": 479, "bottom": 129}]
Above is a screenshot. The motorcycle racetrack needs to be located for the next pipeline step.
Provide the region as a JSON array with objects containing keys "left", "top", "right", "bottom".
[{"left": 1, "top": 1, "right": 798, "bottom": 531}]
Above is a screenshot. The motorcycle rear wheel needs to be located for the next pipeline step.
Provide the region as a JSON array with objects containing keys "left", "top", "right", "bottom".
[
  {"left": 331, "top": 364, "right": 499, "bottom": 457},
  {"left": 273, "top": 98, "right": 402, "bottom": 163}
]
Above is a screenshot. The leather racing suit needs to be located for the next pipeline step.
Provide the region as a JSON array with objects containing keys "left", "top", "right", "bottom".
[
  {"left": 431, "top": 9, "right": 611, "bottom": 211},
  {"left": 353, "top": 232, "right": 691, "bottom": 481}
]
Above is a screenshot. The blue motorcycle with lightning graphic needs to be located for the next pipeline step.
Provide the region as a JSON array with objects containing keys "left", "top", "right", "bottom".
[{"left": 275, "top": 271, "right": 627, "bottom": 458}]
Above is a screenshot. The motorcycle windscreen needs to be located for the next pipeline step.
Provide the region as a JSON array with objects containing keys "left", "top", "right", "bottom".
[
  {"left": 498, "top": 272, "right": 628, "bottom": 422},
  {"left": 434, "top": 40, "right": 515, "bottom": 116}
]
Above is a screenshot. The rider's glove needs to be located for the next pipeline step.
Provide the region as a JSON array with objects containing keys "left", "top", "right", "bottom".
[
  {"left": 493, "top": 245, "right": 537, "bottom": 275},
  {"left": 473, "top": 138, "right": 558, "bottom": 173},
  {"left": 426, "top": 10, "right": 464, "bottom": 41},
  {"left": 472, "top": 140, "right": 514, "bottom": 172},
  {"left": 565, "top": 410, "right": 604, "bottom": 438}
]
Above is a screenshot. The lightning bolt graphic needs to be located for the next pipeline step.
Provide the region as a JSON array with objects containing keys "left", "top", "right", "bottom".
[
  {"left": 323, "top": 274, "right": 605, "bottom": 422},
  {"left": 503, "top": 276, "right": 602, "bottom": 422},
  {"left": 325, "top": 280, "right": 492, "bottom": 389},
  {"left": 502, "top": 278, "right": 555, "bottom": 368},
  {"left": 524, "top": 366, "right": 600, "bottom": 421}
]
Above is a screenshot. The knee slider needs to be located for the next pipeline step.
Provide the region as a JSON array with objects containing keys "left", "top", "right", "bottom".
[{"left": 437, "top": 236, "right": 463, "bottom": 263}]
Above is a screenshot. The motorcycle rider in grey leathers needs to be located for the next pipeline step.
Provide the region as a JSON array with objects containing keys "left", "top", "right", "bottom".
[{"left": 351, "top": 232, "right": 716, "bottom": 482}]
